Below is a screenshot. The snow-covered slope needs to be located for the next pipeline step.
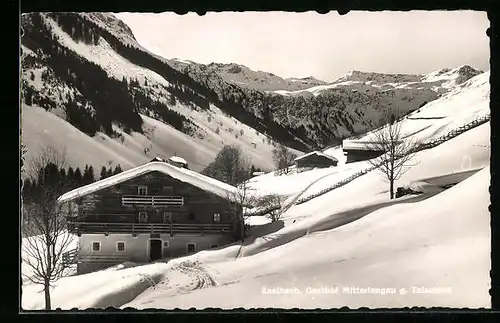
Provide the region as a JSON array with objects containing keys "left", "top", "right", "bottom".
[
  {"left": 21, "top": 12, "right": 302, "bottom": 174},
  {"left": 22, "top": 11, "right": 487, "bottom": 162},
  {"left": 246, "top": 70, "right": 489, "bottom": 199},
  {"left": 273, "top": 65, "right": 483, "bottom": 97},
  {"left": 22, "top": 121, "right": 490, "bottom": 309},
  {"left": 115, "top": 11, "right": 485, "bottom": 147},
  {"left": 21, "top": 66, "right": 491, "bottom": 309},
  {"left": 21, "top": 104, "right": 291, "bottom": 174},
  {"left": 130, "top": 167, "right": 489, "bottom": 309},
  {"left": 121, "top": 109, "right": 490, "bottom": 308},
  {"left": 20, "top": 12, "right": 490, "bottom": 310}
]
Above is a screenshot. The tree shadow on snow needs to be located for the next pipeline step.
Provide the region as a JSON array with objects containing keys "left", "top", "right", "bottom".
[
  {"left": 242, "top": 220, "right": 285, "bottom": 246},
  {"left": 242, "top": 192, "right": 439, "bottom": 257},
  {"left": 308, "top": 193, "right": 436, "bottom": 234}
]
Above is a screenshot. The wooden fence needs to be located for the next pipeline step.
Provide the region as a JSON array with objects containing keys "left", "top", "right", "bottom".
[
  {"left": 62, "top": 248, "right": 79, "bottom": 266},
  {"left": 295, "top": 114, "right": 490, "bottom": 205}
]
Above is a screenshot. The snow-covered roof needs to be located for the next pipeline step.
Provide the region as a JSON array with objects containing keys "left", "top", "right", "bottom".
[
  {"left": 57, "top": 161, "right": 238, "bottom": 203},
  {"left": 342, "top": 140, "right": 385, "bottom": 151},
  {"left": 342, "top": 139, "right": 405, "bottom": 151},
  {"left": 294, "top": 151, "right": 338, "bottom": 163},
  {"left": 168, "top": 156, "right": 188, "bottom": 165}
]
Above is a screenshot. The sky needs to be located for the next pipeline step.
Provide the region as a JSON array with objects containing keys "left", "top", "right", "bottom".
[{"left": 115, "top": 11, "right": 489, "bottom": 82}]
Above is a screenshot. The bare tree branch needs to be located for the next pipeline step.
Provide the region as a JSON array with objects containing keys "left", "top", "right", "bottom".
[
  {"left": 366, "top": 108, "right": 418, "bottom": 199},
  {"left": 255, "top": 194, "right": 287, "bottom": 222},
  {"left": 272, "top": 144, "right": 297, "bottom": 175},
  {"left": 26, "top": 144, "right": 67, "bottom": 180},
  {"left": 21, "top": 145, "right": 76, "bottom": 310}
]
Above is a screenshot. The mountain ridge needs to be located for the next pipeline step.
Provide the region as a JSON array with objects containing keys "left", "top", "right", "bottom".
[{"left": 20, "top": 12, "right": 486, "bottom": 174}]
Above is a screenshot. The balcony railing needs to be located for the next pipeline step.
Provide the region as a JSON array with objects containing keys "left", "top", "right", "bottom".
[
  {"left": 122, "top": 195, "right": 184, "bottom": 207},
  {"left": 68, "top": 222, "right": 233, "bottom": 235}
]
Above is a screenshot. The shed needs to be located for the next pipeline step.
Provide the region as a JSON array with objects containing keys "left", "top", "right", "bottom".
[
  {"left": 294, "top": 151, "right": 338, "bottom": 170},
  {"left": 342, "top": 139, "right": 388, "bottom": 163}
]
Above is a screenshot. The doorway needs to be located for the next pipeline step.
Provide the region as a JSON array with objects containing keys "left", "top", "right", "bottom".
[{"left": 149, "top": 239, "right": 162, "bottom": 261}]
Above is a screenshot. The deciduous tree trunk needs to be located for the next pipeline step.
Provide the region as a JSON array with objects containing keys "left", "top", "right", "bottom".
[{"left": 44, "top": 279, "right": 51, "bottom": 310}]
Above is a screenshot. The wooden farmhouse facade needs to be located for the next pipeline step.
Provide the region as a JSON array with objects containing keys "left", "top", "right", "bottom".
[
  {"left": 57, "top": 160, "right": 244, "bottom": 274},
  {"left": 294, "top": 151, "right": 338, "bottom": 171}
]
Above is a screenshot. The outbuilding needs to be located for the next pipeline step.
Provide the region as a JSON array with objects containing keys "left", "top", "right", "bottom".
[{"left": 294, "top": 151, "right": 338, "bottom": 171}]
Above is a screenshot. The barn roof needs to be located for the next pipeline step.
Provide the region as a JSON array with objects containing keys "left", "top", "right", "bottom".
[
  {"left": 57, "top": 161, "right": 238, "bottom": 203},
  {"left": 342, "top": 139, "right": 385, "bottom": 151},
  {"left": 342, "top": 139, "right": 403, "bottom": 151},
  {"left": 294, "top": 151, "right": 338, "bottom": 163}
]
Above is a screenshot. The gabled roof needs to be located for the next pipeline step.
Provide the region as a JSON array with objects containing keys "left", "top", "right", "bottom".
[
  {"left": 294, "top": 151, "right": 338, "bottom": 163},
  {"left": 342, "top": 139, "right": 403, "bottom": 151},
  {"left": 169, "top": 156, "right": 188, "bottom": 165},
  {"left": 57, "top": 161, "right": 239, "bottom": 203},
  {"left": 342, "top": 139, "right": 385, "bottom": 151}
]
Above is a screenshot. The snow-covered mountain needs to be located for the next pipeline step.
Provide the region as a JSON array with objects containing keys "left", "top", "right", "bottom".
[
  {"left": 20, "top": 12, "right": 485, "bottom": 173},
  {"left": 22, "top": 68, "right": 491, "bottom": 309},
  {"left": 20, "top": 12, "right": 306, "bottom": 173},
  {"left": 163, "top": 52, "right": 483, "bottom": 146},
  {"left": 272, "top": 66, "right": 483, "bottom": 97},
  {"left": 167, "top": 59, "right": 328, "bottom": 92},
  {"left": 20, "top": 12, "right": 490, "bottom": 309}
]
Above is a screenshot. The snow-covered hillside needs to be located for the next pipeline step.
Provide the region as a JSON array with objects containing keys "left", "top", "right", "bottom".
[
  {"left": 169, "top": 62, "right": 484, "bottom": 146},
  {"left": 273, "top": 65, "right": 483, "bottom": 97},
  {"left": 114, "top": 11, "right": 487, "bottom": 147},
  {"left": 22, "top": 125, "right": 490, "bottom": 309},
  {"left": 22, "top": 11, "right": 487, "bottom": 164},
  {"left": 21, "top": 104, "right": 296, "bottom": 174},
  {"left": 138, "top": 167, "right": 489, "bottom": 309},
  {"left": 21, "top": 12, "right": 303, "bottom": 174},
  {"left": 247, "top": 70, "right": 490, "bottom": 199}
]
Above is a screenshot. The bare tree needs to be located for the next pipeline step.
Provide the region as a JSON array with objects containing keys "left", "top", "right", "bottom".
[
  {"left": 256, "top": 194, "right": 287, "bottom": 222},
  {"left": 272, "top": 144, "right": 297, "bottom": 175},
  {"left": 367, "top": 109, "right": 418, "bottom": 199},
  {"left": 26, "top": 144, "right": 67, "bottom": 180},
  {"left": 21, "top": 145, "right": 76, "bottom": 310},
  {"left": 228, "top": 179, "right": 259, "bottom": 222},
  {"left": 225, "top": 179, "right": 259, "bottom": 241}
]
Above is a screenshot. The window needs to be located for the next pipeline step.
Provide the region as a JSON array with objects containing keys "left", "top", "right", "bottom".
[
  {"left": 116, "top": 241, "right": 126, "bottom": 252},
  {"left": 92, "top": 241, "right": 101, "bottom": 252},
  {"left": 210, "top": 244, "right": 218, "bottom": 249},
  {"left": 163, "top": 241, "right": 169, "bottom": 248},
  {"left": 213, "top": 213, "right": 221, "bottom": 222},
  {"left": 163, "top": 212, "right": 172, "bottom": 223},
  {"left": 138, "top": 211, "right": 148, "bottom": 223},
  {"left": 137, "top": 185, "right": 148, "bottom": 196},
  {"left": 186, "top": 243, "right": 196, "bottom": 253}
]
